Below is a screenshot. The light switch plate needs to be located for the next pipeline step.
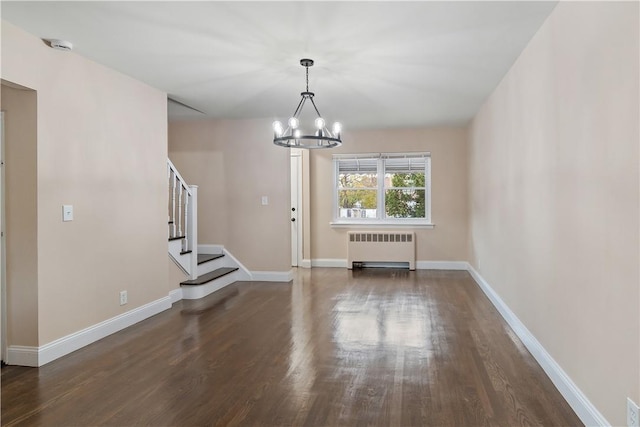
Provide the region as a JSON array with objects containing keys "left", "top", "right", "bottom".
[
  {"left": 261, "top": 196, "right": 268, "bottom": 205},
  {"left": 63, "top": 205, "right": 73, "bottom": 222}
]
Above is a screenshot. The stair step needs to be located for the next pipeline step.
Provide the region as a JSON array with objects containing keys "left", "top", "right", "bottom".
[
  {"left": 180, "top": 250, "right": 193, "bottom": 255},
  {"left": 181, "top": 267, "right": 238, "bottom": 286},
  {"left": 169, "top": 235, "right": 185, "bottom": 241},
  {"left": 197, "top": 253, "right": 224, "bottom": 265}
]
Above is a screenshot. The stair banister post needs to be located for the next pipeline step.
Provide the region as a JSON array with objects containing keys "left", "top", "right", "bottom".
[
  {"left": 171, "top": 172, "right": 177, "bottom": 237},
  {"left": 167, "top": 163, "right": 171, "bottom": 239},
  {"left": 183, "top": 185, "right": 189, "bottom": 252},
  {"left": 188, "top": 185, "right": 198, "bottom": 280}
]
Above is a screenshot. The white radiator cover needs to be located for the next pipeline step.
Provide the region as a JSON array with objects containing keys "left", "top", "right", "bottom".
[{"left": 347, "top": 231, "right": 416, "bottom": 270}]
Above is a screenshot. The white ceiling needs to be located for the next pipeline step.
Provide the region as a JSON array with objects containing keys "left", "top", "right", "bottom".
[{"left": 1, "top": 1, "right": 557, "bottom": 129}]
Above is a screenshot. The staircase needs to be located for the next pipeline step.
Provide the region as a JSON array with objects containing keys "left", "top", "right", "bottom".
[
  {"left": 180, "top": 254, "right": 238, "bottom": 299},
  {"left": 168, "top": 159, "right": 242, "bottom": 300}
]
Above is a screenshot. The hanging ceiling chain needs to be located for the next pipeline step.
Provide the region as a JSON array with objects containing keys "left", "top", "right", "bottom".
[{"left": 305, "top": 64, "right": 309, "bottom": 92}]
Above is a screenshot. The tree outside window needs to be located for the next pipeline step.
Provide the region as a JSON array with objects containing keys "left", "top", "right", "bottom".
[{"left": 385, "top": 172, "right": 426, "bottom": 218}]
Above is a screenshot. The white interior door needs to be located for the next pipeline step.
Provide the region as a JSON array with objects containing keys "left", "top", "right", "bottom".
[{"left": 290, "top": 150, "right": 302, "bottom": 267}]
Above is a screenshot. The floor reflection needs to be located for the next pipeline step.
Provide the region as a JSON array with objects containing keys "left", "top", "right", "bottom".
[
  {"left": 332, "top": 273, "right": 436, "bottom": 351},
  {"left": 287, "top": 273, "right": 317, "bottom": 403}
]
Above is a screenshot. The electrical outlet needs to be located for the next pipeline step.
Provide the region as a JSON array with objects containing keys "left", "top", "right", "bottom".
[
  {"left": 119, "top": 290, "right": 127, "bottom": 306},
  {"left": 628, "top": 398, "right": 639, "bottom": 427}
]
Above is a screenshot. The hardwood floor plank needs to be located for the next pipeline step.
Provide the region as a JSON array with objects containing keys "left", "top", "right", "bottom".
[{"left": 1, "top": 269, "right": 582, "bottom": 426}]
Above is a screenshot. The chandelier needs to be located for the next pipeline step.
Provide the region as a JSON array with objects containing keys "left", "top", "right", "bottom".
[{"left": 272, "top": 59, "right": 342, "bottom": 149}]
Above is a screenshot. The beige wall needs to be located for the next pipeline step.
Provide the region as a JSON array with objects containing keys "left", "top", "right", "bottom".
[
  {"left": 1, "top": 21, "right": 169, "bottom": 345},
  {"left": 310, "top": 128, "right": 468, "bottom": 262},
  {"left": 1, "top": 84, "right": 38, "bottom": 347},
  {"left": 169, "top": 118, "right": 291, "bottom": 272},
  {"left": 168, "top": 120, "right": 229, "bottom": 246},
  {"left": 469, "top": 3, "right": 639, "bottom": 425}
]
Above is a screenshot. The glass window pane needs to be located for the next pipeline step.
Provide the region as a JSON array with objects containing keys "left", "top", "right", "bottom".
[
  {"left": 338, "top": 190, "right": 377, "bottom": 219},
  {"left": 338, "top": 172, "right": 377, "bottom": 189},
  {"left": 384, "top": 172, "right": 425, "bottom": 188},
  {"left": 385, "top": 189, "right": 426, "bottom": 218}
]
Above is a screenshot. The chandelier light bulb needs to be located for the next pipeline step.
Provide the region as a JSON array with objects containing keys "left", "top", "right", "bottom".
[
  {"left": 293, "top": 129, "right": 301, "bottom": 139},
  {"left": 315, "top": 117, "right": 325, "bottom": 130},
  {"left": 272, "top": 121, "right": 283, "bottom": 136},
  {"left": 332, "top": 122, "right": 342, "bottom": 134},
  {"left": 288, "top": 117, "right": 299, "bottom": 129}
]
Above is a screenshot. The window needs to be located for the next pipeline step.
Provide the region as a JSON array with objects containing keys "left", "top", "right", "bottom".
[{"left": 333, "top": 153, "right": 432, "bottom": 226}]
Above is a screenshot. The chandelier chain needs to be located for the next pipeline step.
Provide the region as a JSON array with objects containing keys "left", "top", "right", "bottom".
[{"left": 305, "top": 65, "right": 309, "bottom": 92}]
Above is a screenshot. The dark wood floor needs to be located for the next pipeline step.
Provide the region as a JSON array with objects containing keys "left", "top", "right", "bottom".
[{"left": 1, "top": 268, "right": 582, "bottom": 426}]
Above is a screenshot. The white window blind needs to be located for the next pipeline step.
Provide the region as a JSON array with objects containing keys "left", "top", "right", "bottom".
[
  {"left": 336, "top": 158, "right": 378, "bottom": 173},
  {"left": 383, "top": 155, "right": 427, "bottom": 173}
]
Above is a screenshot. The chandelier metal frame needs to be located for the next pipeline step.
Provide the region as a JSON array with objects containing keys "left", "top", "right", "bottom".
[{"left": 273, "top": 59, "right": 342, "bottom": 149}]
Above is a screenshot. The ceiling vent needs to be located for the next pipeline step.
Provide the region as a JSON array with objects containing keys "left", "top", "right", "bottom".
[{"left": 48, "top": 39, "right": 73, "bottom": 51}]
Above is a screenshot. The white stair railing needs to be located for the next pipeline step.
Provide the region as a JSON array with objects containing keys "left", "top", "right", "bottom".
[{"left": 168, "top": 159, "right": 198, "bottom": 279}]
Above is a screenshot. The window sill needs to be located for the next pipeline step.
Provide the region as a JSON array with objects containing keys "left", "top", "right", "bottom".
[{"left": 330, "top": 221, "right": 435, "bottom": 229}]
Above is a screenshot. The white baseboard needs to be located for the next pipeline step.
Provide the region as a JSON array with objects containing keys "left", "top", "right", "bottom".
[
  {"left": 311, "top": 258, "right": 348, "bottom": 268},
  {"left": 416, "top": 260, "right": 468, "bottom": 270},
  {"left": 300, "top": 259, "right": 312, "bottom": 269},
  {"left": 466, "top": 264, "right": 609, "bottom": 427},
  {"left": 251, "top": 270, "right": 294, "bottom": 282},
  {"left": 311, "top": 259, "right": 468, "bottom": 270},
  {"left": 8, "top": 296, "right": 172, "bottom": 367},
  {"left": 7, "top": 345, "right": 39, "bottom": 367},
  {"left": 169, "top": 288, "right": 183, "bottom": 304}
]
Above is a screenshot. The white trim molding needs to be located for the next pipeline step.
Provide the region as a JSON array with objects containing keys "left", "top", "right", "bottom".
[
  {"left": 6, "top": 345, "right": 38, "bottom": 367},
  {"left": 8, "top": 296, "right": 172, "bottom": 367},
  {"left": 300, "top": 259, "right": 312, "bottom": 269},
  {"left": 311, "top": 259, "right": 467, "bottom": 270},
  {"left": 311, "top": 258, "right": 348, "bottom": 268},
  {"left": 466, "top": 264, "right": 609, "bottom": 427},
  {"left": 251, "top": 270, "right": 294, "bottom": 282},
  {"left": 330, "top": 221, "right": 435, "bottom": 229},
  {"left": 416, "top": 261, "right": 468, "bottom": 270},
  {"left": 222, "top": 248, "right": 251, "bottom": 281},
  {"left": 169, "top": 288, "right": 183, "bottom": 304}
]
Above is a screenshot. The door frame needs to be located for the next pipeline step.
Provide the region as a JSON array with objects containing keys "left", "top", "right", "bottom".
[
  {"left": 290, "top": 149, "right": 303, "bottom": 267},
  {"left": 1, "top": 111, "right": 7, "bottom": 363}
]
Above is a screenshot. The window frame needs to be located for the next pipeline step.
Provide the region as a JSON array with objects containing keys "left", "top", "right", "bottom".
[{"left": 332, "top": 152, "right": 433, "bottom": 227}]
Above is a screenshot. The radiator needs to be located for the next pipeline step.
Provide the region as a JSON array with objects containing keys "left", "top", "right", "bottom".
[{"left": 347, "top": 231, "right": 415, "bottom": 270}]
